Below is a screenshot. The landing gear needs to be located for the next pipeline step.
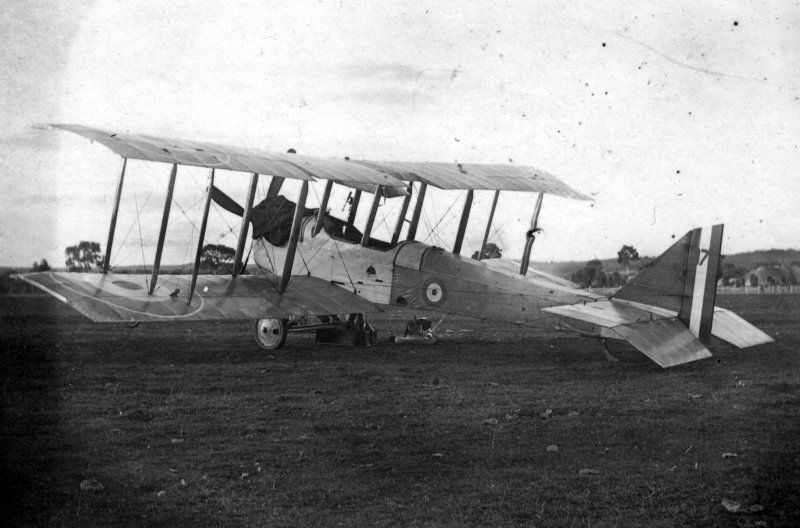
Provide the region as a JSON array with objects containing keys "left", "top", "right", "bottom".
[
  {"left": 253, "top": 313, "right": 377, "bottom": 350},
  {"left": 254, "top": 318, "right": 288, "bottom": 350},
  {"left": 315, "top": 313, "right": 377, "bottom": 346}
]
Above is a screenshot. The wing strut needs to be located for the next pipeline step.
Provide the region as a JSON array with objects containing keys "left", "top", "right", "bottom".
[
  {"left": 233, "top": 173, "right": 259, "bottom": 276},
  {"left": 313, "top": 180, "right": 334, "bottom": 236},
  {"left": 360, "top": 186, "right": 383, "bottom": 246},
  {"left": 452, "top": 190, "right": 474, "bottom": 255},
  {"left": 188, "top": 168, "right": 215, "bottom": 304},
  {"left": 406, "top": 182, "right": 427, "bottom": 241},
  {"left": 346, "top": 189, "right": 362, "bottom": 231},
  {"left": 519, "top": 192, "right": 544, "bottom": 275},
  {"left": 278, "top": 180, "right": 309, "bottom": 294},
  {"left": 478, "top": 190, "right": 500, "bottom": 260},
  {"left": 390, "top": 183, "right": 413, "bottom": 245},
  {"left": 103, "top": 157, "right": 127, "bottom": 274},
  {"left": 149, "top": 163, "right": 178, "bottom": 295},
  {"left": 266, "top": 176, "right": 284, "bottom": 198}
]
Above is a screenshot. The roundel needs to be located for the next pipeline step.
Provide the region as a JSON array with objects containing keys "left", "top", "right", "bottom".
[{"left": 424, "top": 281, "right": 445, "bottom": 305}]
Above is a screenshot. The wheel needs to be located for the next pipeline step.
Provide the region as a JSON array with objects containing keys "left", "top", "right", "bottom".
[{"left": 254, "top": 318, "right": 288, "bottom": 350}]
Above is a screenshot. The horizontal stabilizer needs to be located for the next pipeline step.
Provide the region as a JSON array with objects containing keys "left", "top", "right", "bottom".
[
  {"left": 544, "top": 299, "right": 710, "bottom": 367},
  {"left": 14, "top": 272, "right": 381, "bottom": 323},
  {"left": 608, "top": 319, "right": 712, "bottom": 368},
  {"left": 712, "top": 307, "right": 774, "bottom": 348},
  {"left": 543, "top": 299, "right": 673, "bottom": 328}
]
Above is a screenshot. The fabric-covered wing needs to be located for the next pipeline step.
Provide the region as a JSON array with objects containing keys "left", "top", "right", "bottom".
[
  {"left": 543, "top": 299, "right": 712, "bottom": 368},
  {"left": 712, "top": 307, "right": 774, "bottom": 348},
  {"left": 14, "top": 272, "right": 381, "bottom": 323},
  {"left": 45, "top": 124, "right": 406, "bottom": 189},
  {"left": 610, "top": 319, "right": 712, "bottom": 368},
  {"left": 355, "top": 160, "right": 591, "bottom": 200}
]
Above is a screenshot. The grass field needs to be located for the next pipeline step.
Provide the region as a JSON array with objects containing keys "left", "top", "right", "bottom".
[{"left": 1, "top": 294, "right": 798, "bottom": 527}]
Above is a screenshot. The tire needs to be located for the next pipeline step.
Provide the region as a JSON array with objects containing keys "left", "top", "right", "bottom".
[{"left": 254, "top": 318, "right": 288, "bottom": 350}]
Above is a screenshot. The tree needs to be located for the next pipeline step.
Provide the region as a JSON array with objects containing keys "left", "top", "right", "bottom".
[
  {"left": 719, "top": 261, "right": 745, "bottom": 286},
  {"left": 65, "top": 241, "right": 103, "bottom": 272},
  {"left": 471, "top": 242, "right": 503, "bottom": 260},
  {"left": 32, "top": 259, "right": 51, "bottom": 271},
  {"left": 201, "top": 244, "right": 236, "bottom": 274},
  {"left": 570, "top": 259, "right": 605, "bottom": 288},
  {"left": 617, "top": 244, "right": 639, "bottom": 275}
]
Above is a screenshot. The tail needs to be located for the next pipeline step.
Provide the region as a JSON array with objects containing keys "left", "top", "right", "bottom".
[
  {"left": 613, "top": 225, "right": 722, "bottom": 342},
  {"left": 544, "top": 225, "right": 773, "bottom": 367}
]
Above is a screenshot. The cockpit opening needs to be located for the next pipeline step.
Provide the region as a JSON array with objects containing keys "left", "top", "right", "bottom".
[{"left": 250, "top": 194, "right": 394, "bottom": 251}]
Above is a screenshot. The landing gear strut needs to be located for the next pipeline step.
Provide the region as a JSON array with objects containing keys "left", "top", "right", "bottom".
[
  {"left": 253, "top": 313, "right": 377, "bottom": 350},
  {"left": 601, "top": 338, "right": 620, "bottom": 363}
]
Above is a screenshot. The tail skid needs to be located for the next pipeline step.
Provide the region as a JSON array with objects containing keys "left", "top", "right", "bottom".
[{"left": 544, "top": 225, "right": 773, "bottom": 368}]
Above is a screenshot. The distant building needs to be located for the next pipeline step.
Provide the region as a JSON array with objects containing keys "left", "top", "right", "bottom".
[{"left": 743, "top": 265, "right": 797, "bottom": 286}]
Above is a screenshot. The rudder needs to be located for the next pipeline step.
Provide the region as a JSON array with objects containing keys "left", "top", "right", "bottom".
[{"left": 612, "top": 224, "right": 724, "bottom": 343}]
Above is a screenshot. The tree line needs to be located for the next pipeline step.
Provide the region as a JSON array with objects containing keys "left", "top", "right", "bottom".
[{"left": 30, "top": 241, "right": 239, "bottom": 274}]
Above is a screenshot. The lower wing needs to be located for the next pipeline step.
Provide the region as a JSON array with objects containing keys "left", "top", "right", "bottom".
[{"left": 13, "top": 271, "right": 381, "bottom": 322}]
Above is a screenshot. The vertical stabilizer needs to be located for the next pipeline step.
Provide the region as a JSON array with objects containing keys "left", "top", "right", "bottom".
[
  {"left": 613, "top": 225, "right": 724, "bottom": 344},
  {"left": 545, "top": 224, "right": 771, "bottom": 367}
]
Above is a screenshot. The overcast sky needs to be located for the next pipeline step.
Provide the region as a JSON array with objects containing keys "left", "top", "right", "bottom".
[{"left": 1, "top": 1, "right": 798, "bottom": 269}]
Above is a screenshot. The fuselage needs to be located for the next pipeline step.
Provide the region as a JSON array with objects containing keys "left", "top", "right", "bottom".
[{"left": 253, "top": 216, "right": 595, "bottom": 325}]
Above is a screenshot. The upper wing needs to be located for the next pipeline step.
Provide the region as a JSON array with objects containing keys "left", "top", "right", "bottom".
[
  {"left": 14, "top": 271, "right": 381, "bottom": 323},
  {"left": 44, "top": 124, "right": 587, "bottom": 200},
  {"left": 45, "top": 124, "right": 406, "bottom": 190},
  {"left": 355, "top": 160, "right": 592, "bottom": 200}
]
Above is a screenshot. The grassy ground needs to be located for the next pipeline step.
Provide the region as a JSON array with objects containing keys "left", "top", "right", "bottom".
[{"left": 1, "top": 294, "right": 798, "bottom": 527}]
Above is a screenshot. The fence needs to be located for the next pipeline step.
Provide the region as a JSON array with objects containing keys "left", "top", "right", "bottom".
[
  {"left": 717, "top": 285, "right": 800, "bottom": 295},
  {"left": 589, "top": 285, "right": 800, "bottom": 296}
]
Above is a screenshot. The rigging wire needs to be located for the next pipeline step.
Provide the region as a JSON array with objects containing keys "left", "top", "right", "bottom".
[
  {"left": 132, "top": 182, "right": 149, "bottom": 291},
  {"left": 110, "top": 192, "right": 152, "bottom": 267},
  {"left": 423, "top": 192, "right": 461, "bottom": 246},
  {"left": 306, "top": 182, "right": 357, "bottom": 293}
]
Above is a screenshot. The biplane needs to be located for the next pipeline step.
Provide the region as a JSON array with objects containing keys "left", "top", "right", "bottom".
[{"left": 15, "top": 124, "right": 773, "bottom": 368}]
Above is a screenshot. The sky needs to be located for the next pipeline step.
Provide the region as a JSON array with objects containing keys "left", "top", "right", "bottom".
[{"left": 1, "top": 0, "right": 798, "bottom": 269}]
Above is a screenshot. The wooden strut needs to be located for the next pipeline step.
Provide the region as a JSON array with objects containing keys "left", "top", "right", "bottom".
[
  {"left": 278, "top": 180, "right": 309, "bottom": 294},
  {"left": 452, "top": 189, "right": 474, "bottom": 255},
  {"left": 103, "top": 157, "right": 127, "bottom": 274},
  {"left": 478, "top": 190, "right": 500, "bottom": 260},
  {"left": 266, "top": 176, "right": 284, "bottom": 199},
  {"left": 406, "top": 182, "right": 427, "bottom": 241},
  {"left": 313, "top": 180, "right": 333, "bottom": 237},
  {"left": 360, "top": 186, "right": 383, "bottom": 246},
  {"left": 346, "top": 189, "right": 362, "bottom": 230},
  {"left": 519, "top": 192, "right": 544, "bottom": 276},
  {"left": 233, "top": 173, "right": 259, "bottom": 277},
  {"left": 187, "top": 169, "right": 215, "bottom": 304},
  {"left": 149, "top": 163, "right": 178, "bottom": 295},
  {"left": 391, "top": 183, "right": 413, "bottom": 245}
]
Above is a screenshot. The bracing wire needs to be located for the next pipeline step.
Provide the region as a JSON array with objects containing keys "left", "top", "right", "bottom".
[
  {"left": 307, "top": 182, "right": 357, "bottom": 293},
  {"left": 110, "top": 192, "right": 152, "bottom": 267},
  {"left": 131, "top": 182, "right": 149, "bottom": 290},
  {"left": 423, "top": 192, "right": 461, "bottom": 246}
]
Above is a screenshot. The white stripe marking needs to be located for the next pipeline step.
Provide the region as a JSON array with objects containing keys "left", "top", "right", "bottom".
[{"left": 689, "top": 227, "right": 711, "bottom": 337}]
